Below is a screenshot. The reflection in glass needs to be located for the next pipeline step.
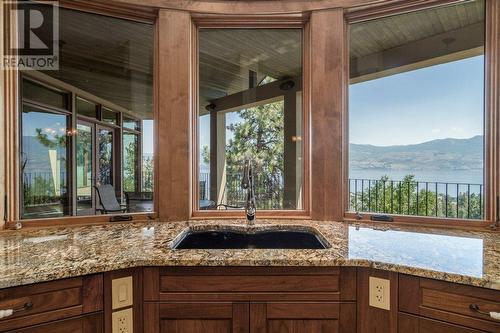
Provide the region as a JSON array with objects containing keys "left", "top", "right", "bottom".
[
  {"left": 76, "top": 97, "right": 97, "bottom": 119},
  {"left": 98, "top": 129, "right": 113, "bottom": 186},
  {"left": 21, "top": 107, "right": 69, "bottom": 219},
  {"left": 123, "top": 132, "right": 138, "bottom": 192},
  {"left": 198, "top": 29, "right": 303, "bottom": 210},
  {"left": 76, "top": 123, "right": 93, "bottom": 215},
  {"left": 102, "top": 108, "right": 118, "bottom": 125},
  {"left": 22, "top": 80, "right": 68, "bottom": 110}
]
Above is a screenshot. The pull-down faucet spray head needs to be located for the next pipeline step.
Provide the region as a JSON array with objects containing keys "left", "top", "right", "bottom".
[{"left": 241, "top": 159, "right": 256, "bottom": 225}]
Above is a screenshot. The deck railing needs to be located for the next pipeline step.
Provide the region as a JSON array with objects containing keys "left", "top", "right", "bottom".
[
  {"left": 348, "top": 178, "right": 483, "bottom": 219},
  {"left": 200, "top": 173, "right": 484, "bottom": 219}
]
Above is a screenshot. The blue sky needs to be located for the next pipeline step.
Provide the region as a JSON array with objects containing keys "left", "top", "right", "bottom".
[
  {"left": 197, "top": 55, "right": 484, "bottom": 159},
  {"left": 349, "top": 55, "right": 484, "bottom": 146}
]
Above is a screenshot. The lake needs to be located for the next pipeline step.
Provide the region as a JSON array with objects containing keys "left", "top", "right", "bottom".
[{"left": 349, "top": 169, "right": 483, "bottom": 185}]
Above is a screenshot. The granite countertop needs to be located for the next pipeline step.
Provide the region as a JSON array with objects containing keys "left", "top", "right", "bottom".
[{"left": 0, "top": 220, "right": 498, "bottom": 290}]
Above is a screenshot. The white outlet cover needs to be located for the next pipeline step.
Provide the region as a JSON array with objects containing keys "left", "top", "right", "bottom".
[{"left": 369, "top": 276, "right": 391, "bottom": 310}]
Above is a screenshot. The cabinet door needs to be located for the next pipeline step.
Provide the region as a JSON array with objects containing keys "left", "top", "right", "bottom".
[
  {"left": 144, "top": 302, "right": 249, "bottom": 333},
  {"left": 5, "top": 313, "right": 102, "bottom": 333},
  {"left": 250, "top": 302, "right": 355, "bottom": 333}
]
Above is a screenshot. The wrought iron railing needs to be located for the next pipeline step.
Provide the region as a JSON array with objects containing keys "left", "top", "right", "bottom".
[
  {"left": 348, "top": 178, "right": 483, "bottom": 220},
  {"left": 200, "top": 173, "right": 484, "bottom": 219},
  {"left": 199, "top": 172, "right": 283, "bottom": 209}
]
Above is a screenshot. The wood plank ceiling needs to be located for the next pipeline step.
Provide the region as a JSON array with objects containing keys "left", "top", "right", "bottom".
[
  {"left": 199, "top": 29, "right": 302, "bottom": 114},
  {"left": 42, "top": 8, "right": 154, "bottom": 119},
  {"left": 350, "top": 0, "right": 485, "bottom": 80}
]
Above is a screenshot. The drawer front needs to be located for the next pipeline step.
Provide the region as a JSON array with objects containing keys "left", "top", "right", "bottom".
[
  {"left": 144, "top": 267, "right": 356, "bottom": 302},
  {"left": 5, "top": 312, "right": 103, "bottom": 333},
  {"left": 161, "top": 274, "right": 339, "bottom": 293},
  {"left": 399, "top": 275, "right": 500, "bottom": 332},
  {"left": 0, "top": 275, "right": 103, "bottom": 332},
  {"left": 399, "top": 313, "right": 486, "bottom": 333}
]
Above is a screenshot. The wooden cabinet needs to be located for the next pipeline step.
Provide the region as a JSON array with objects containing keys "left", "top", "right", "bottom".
[
  {"left": 250, "top": 302, "right": 355, "bottom": 333},
  {"left": 5, "top": 313, "right": 102, "bottom": 333},
  {"left": 399, "top": 275, "right": 500, "bottom": 333},
  {"left": 0, "top": 275, "right": 103, "bottom": 333},
  {"left": 144, "top": 302, "right": 248, "bottom": 333},
  {"left": 399, "top": 313, "right": 485, "bottom": 333},
  {"left": 143, "top": 267, "right": 357, "bottom": 333}
]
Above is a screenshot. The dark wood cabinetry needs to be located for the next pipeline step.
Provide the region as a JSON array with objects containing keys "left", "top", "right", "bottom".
[
  {"left": 1, "top": 267, "right": 499, "bottom": 333},
  {"left": 399, "top": 275, "right": 500, "bottom": 333},
  {"left": 143, "top": 267, "right": 357, "bottom": 333},
  {"left": 0, "top": 275, "right": 103, "bottom": 332},
  {"left": 144, "top": 302, "right": 248, "bottom": 333},
  {"left": 5, "top": 313, "right": 103, "bottom": 333}
]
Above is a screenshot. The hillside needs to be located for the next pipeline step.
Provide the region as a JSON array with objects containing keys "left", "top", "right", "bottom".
[{"left": 350, "top": 135, "right": 483, "bottom": 171}]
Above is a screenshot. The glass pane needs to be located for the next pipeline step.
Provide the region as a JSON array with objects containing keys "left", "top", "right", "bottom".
[
  {"left": 98, "top": 128, "right": 113, "bottom": 186},
  {"left": 348, "top": 0, "right": 485, "bottom": 220},
  {"left": 123, "top": 117, "right": 139, "bottom": 131},
  {"left": 21, "top": 106, "right": 69, "bottom": 219},
  {"left": 76, "top": 97, "right": 97, "bottom": 119},
  {"left": 21, "top": 6, "right": 155, "bottom": 218},
  {"left": 142, "top": 120, "right": 154, "bottom": 193},
  {"left": 198, "top": 28, "right": 303, "bottom": 210},
  {"left": 22, "top": 79, "right": 69, "bottom": 110},
  {"left": 123, "top": 132, "right": 138, "bottom": 192},
  {"left": 102, "top": 107, "right": 118, "bottom": 125},
  {"left": 76, "top": 123, "right": 94, "bottom": 215}
]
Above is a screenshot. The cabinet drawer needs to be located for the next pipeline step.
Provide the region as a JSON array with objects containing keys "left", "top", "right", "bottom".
[
  {"left": 0, "top": 275, "right": 103, "bottom": 332},
  {"left": 144, "top": 267, "right": 356, "bottom": 302},
  {"left": 399, "top": 313, "right": 486, "bottom": 333},
  {"left": 399, "top": 275, "right": 500, "bottom": 332},
  {"left": 5, "top": 312, "right": 103, "bottom": 333}
]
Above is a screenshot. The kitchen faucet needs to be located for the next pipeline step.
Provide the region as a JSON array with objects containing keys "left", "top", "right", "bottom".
[{"left": 241, "top": 158, "right": 256, "bottom": 225}]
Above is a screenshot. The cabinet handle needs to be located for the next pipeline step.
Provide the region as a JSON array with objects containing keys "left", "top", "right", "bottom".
[
  {"left": 0, "top": 302, "right": 33, "bottom": 319},
  {"left": 469, "top": 304, "right": 500, "bottom": 320}
]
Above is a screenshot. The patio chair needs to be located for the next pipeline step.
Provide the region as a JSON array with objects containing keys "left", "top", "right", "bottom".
[{"left": 94, "top": 184, "right": 128, "bottom": 214}]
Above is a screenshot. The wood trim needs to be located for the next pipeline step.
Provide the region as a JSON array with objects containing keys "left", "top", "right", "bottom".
[
  {"left": 357, "top": 268, "right": 398, "bottom": 333},
  {"left": 156, "top": 9, "right": 192, "bottom": 220},
  {"left": 112, "top": 0, "right": 386, "bottom": 14},
  {"left": 2, "top": 2, "right": 20, "bottom": 229},
  {"left": 344, "top": 212, "right": 495, "bottom": 231},
  {"left": 103, "top": 268, "right": 142, "bottom": 333},
  {"left": 190, "top": 15, "right": 312, "bottom": 217},
  {"left": 345, "top": 0, "right": 466, "bottom": 23},
  {"left": 6, "top": 213, "right": 153, "bottom": 229},
  {"left": 58, "top": 0, "right": 158, "bottom": 24},
  {"left": 191, "top": 13, "right": 308, "bottom": 27},
  {"left": 310, "top": 8, "right": 347, "bottom": 221},
  {"left": 485, "top": 0, "right": 500, "bottom": 229}
]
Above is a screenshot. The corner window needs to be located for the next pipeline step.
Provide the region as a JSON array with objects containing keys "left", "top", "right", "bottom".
[
  {"left": 348, "top": 0, "right": 485, "bottom": 220},
  {"left": 196, "top": 28, "right": 303, "bottom": 211}
]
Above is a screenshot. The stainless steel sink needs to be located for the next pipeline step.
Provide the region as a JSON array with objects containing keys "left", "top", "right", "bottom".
[{"left": 172, "top": 227, "right": 329, "bottom": 249}]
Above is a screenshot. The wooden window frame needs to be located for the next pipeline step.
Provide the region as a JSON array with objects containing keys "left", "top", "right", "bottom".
[
  {"left": 2, "top": 2, "right": 159, "bottom": 228},
  {"left": 190, "top": 14, "right": 312, "bottom": 220},
  {"left": 343, "top": 0, "right": 500, "bottom": 230}
]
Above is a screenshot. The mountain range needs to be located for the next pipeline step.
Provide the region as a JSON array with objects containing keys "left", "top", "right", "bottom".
[{"left": 350, "top": 135, "right": 483, "bottom": 171}]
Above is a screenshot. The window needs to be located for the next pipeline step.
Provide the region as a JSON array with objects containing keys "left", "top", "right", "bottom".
[
  {"left": 197, "top": 28, "right": 303, "bottom": 211},
  {"left": 19, "top": 6, "right": 154, "bottom": 219},
  {"left": 348, "top": 0, "right": 485, "bottom": 220},
  {"left": 21, "top": 106, "right": 70, "bottom": 219}
]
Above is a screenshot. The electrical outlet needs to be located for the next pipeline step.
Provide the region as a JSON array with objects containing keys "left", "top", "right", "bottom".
[
  {"left": 369, "top": 276, "right": 390, "bottom": 310},
  {"left": 112, "top": 308, "right": 133, "bottom": 333}
]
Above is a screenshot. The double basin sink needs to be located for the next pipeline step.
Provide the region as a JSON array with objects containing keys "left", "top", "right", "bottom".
[{"left": 172, "top": 225, "right": 330, "bottom": 249}]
